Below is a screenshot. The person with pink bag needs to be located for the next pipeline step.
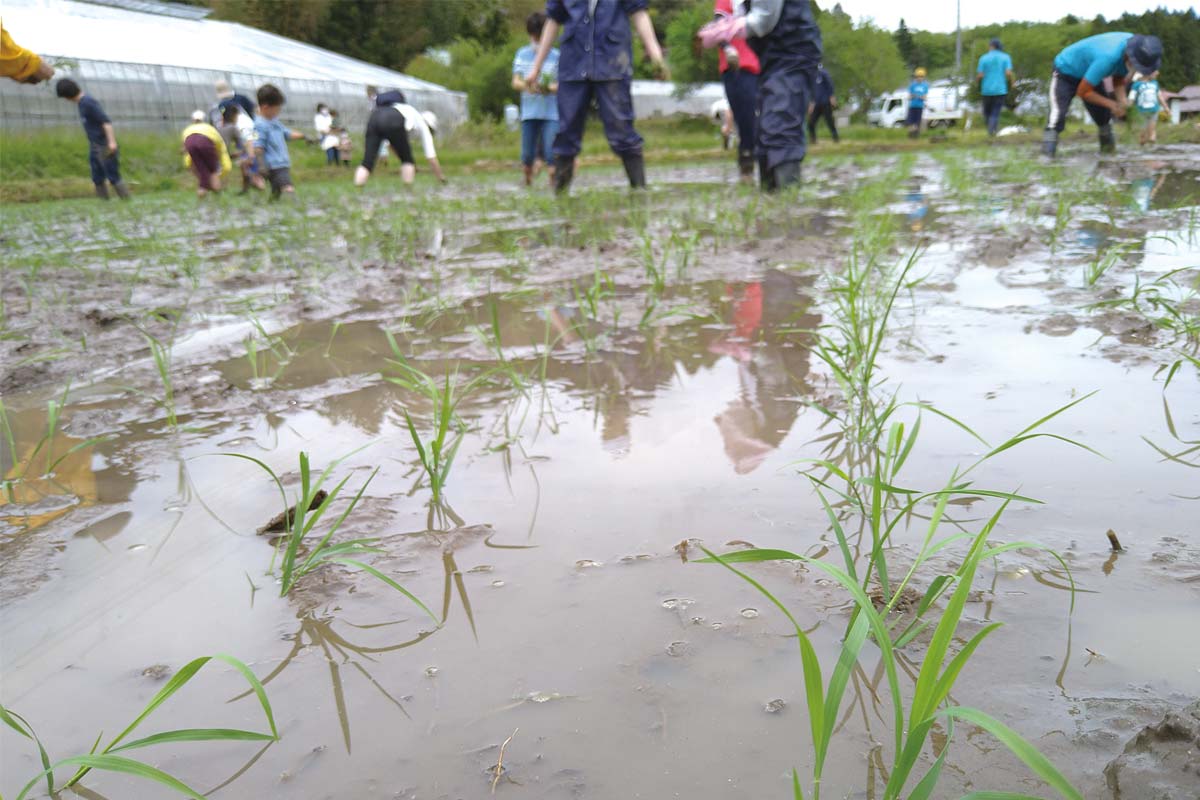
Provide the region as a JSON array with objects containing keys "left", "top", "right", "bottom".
[{"left": 698, "top": 0, "right": 821, "bottom": 191}]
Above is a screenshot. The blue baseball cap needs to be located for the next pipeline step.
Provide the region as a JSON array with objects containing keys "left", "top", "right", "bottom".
[
  {"left": 989, "top": 37, "right": 1002, "bottom": 49},
  {"left": 1126, "top": 34, "right": 1163, "bottom": 75}
]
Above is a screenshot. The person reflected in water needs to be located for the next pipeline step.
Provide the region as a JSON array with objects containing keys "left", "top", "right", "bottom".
[{"left": 710, "top": 269, "right": 817, "bottom": 473}]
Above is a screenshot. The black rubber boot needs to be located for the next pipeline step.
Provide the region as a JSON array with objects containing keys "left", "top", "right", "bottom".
[
  {"left": 772, "top": 160, "right": 802, "bottom": 191},
  {"left": 94, "top": 184, "right": 110, "bottom": 200},
  {"left": 621, "top": 153, "right": 646, "bottom": 189},
  {"left": 554, "top": 156, "right": 575, "bottom": 195},
  {"left": 737, "top": 154, "right": 756, "bottom": 182},
  {"left": 1097, "top": 124, "right": 1116, "bottom": 154},
  {"left": 759, "top": 157, "right": 776, "bottom": 192},
  {"left": 113, "top": 182, "right": 131, "bottom": 200},
  {"left": 1041, "top": 129, "right": 1059, "bottom": 157}
]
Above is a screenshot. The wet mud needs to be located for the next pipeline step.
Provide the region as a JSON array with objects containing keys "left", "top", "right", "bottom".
[{"left": 1, "top": 146, "right": 1198, "bottom": 798}]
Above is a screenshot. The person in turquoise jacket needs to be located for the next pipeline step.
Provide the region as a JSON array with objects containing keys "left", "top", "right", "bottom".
[
  {"left": 976, "top": 38, "right": 1014, "bottom": 136},
  {"left": 1043, "top": 32, "right": 1162, "bottom": 157}
]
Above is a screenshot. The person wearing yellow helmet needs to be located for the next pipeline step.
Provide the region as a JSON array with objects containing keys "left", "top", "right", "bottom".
[{"left": 907, "top": 67, "right": 929, "bottom": 138}]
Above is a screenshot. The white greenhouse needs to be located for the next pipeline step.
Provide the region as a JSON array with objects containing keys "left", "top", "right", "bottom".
[{"left": 0, "top": 0, "right": 467, "bottom": 133}]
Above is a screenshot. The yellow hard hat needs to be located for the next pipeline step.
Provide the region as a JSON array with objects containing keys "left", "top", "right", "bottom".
[{"left": 914, "top": 67, "right": 927, "bottom": 77}]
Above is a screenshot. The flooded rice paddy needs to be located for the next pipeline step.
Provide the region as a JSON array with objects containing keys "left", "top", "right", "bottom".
[{"left": 2, "top": 143, "right": 1199, "bottom": 799}]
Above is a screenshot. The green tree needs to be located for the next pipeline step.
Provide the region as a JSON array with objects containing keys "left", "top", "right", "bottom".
[
  {"left": 823, "top": 14, "right": 907, "bottom": 114},
  {"left": 662, "top": 0, "right": 719, "bottom": 92},
  {"left": 894, "top": 19, "right": 916, "bottom": 69}
]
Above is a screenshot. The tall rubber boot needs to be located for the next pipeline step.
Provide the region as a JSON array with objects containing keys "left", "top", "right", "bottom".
[
  {"left": 553, "top": 156, "right": 575, "bottom": 195},
  {"left": 772, "top": 160, "right": 802, "bottom": 191},
  {"left": 113, "top": 182, "right": 131, "bottom": 200},
  {"left": 94, "top": 184, "right": 110, "bottom": 200},
  {"left": 1097, "top": 124, "right": 1116, "bottom": 155},
  {"left": 1041, "top": 129, "right": 1059, "bottom": 157},
  {"left": 759, "top": 157, "right": 776, "bottom": 192},
  {"left": 621, "top": 153, "right": 646, "bottom": 189},
  {"left": 737, "top": 154, "right": 756, "bottom": 183}
]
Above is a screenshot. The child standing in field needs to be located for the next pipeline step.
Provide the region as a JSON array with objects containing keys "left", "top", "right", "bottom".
[
  {"left": 253, "top": 84, "right": 306, "bottom": 199},
  {"left": 524, "top": 0, "right": 669, "bottom": 194},
  {"left": 55, "top": 78, "right": 129, "bottom": 200},
  {"left": 1130, "top": 71, "right": 1167, "bottom": 145},
  {"left": 337, "top": 126, "right": 353, "bottom": 165},
  {"left": 181, "top": 110, "right": 231, "bottom": 197},
  {"left": 512, "top": 11, "right": 560, "bottom": 188}
]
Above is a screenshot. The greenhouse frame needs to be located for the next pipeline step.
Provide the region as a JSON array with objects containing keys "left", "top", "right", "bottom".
[{"left": 1, "top": 0, "right": 468, "bottom": 134}]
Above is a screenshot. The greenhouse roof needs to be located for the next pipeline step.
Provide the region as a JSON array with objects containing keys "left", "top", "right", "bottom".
[{"left": 3, "top": 0, "right": 453, "bottom": 91}]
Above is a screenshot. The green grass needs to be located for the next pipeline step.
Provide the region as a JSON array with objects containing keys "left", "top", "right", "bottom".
[{"left": 2, "top": 653, "right": 276, "bottom": 799}]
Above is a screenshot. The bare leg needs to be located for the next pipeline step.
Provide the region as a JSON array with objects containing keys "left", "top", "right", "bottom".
[
  {"left": 400, "top": 163, "right": 416, "bottom": 184},
  {"left": 354, "top": 165, "right": 371, "bottom": 186}
]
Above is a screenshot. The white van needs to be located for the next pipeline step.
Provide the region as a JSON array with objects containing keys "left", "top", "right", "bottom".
[{"left": 868, "top": 81, "right": 966, "bottom": 128}]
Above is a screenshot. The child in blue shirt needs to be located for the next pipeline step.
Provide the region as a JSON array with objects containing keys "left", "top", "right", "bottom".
[
  {"left": 55, "top": 77, "right": 129, "bottom": 200},
  {"left": 1130, "top": 71, "right": 1167, "bottom": 145},
  {"left": 253, "top": 83, "right": 306, "bottom": 199},
  {"left": 512, "top": 11, "right": 560, "bottom": 188},
  {"left": 907, "top": 68, "right": 929, "bottom": 138},
  {"left": 1043, "top": 32, "right": 1163, "bottom": 156}
]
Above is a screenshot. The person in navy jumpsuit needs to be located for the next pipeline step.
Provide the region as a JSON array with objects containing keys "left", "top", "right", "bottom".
[
  {"left": 524, "top": 0, "right": 668, "bottom": 193},
  {"left": 697, "top": 0, "right": 821, "bottom": 191},
  {"left": 746, "top": 0, "right": 822, "bottom": 190}
]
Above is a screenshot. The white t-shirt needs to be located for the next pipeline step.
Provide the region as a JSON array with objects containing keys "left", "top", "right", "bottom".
[
  {"left": 393, "top": 103, "right": 436, "bottom": 160},
  {"left": 314, "top": 111, "right": 339, "bottom": 150}
]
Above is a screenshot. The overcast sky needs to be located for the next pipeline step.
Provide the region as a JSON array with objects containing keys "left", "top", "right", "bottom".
[{"left": 836, "top": 0, "right": 1197, "bottom": 32}]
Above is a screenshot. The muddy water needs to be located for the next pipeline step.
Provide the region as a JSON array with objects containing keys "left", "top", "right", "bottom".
[{"left": 1, "top": 149, "right": 1198, "bottom": 799}]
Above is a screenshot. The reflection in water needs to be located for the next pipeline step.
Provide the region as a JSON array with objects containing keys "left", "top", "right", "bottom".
[
  {"left": 711, "top": 270, "right": 818, "bottom": 474},
  {"left": 1, "top": 407, "right": 101, "bottom": 532},
  {"left": 231, "top": 610, "right": 437, "bottom": 754}
]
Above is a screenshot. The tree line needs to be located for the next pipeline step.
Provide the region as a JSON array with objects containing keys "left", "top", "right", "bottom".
[{"left": 189, "top": 0, "right": 1200, "bottom": 119}]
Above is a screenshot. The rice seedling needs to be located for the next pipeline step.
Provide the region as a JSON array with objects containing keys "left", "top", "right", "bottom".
[
  {"left": 3, "top": 652, "right": 277, "bottom": 800},
  {"left": 1082, "top": 243, "right": 1129, "bottom": 287},
  {"left": 384, "top": 332, "right": 497, "bottom": 504},
  {"left": 697, "top": 221, "right": 1093, "bottom": 797},
  {"left": 0, "top": 386, "right": 111, "bottom": 505},
  {"left": 224, "top": 449, "right": 436, "bottom": 620}
]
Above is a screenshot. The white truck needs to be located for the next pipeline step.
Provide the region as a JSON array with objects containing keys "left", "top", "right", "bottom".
[{"left": 868, "top": 80, "right": 967, "bottom": 129}]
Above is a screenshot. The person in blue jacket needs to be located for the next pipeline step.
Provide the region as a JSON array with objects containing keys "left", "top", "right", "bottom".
[
  {"left": 524, "top": 0, "right": 669, "bottom": 194},
  {"left": 1043, "top": 32, "right": 1163, "bottom": 157},
  {"left": 976, "top": 38, "right": 1014, "bottom": 136}
]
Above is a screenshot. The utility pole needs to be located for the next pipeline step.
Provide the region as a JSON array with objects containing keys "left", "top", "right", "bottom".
[{"left": 955, "top": 0, "right": 962, "bottom": 73}]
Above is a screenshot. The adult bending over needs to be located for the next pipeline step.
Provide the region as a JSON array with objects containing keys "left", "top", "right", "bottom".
[
  {"left": 1043, "top": 32, "right": 1162, "bottom": 156},
  {"left": 355, "top": 103, "right": 416, "bottom": 186}
]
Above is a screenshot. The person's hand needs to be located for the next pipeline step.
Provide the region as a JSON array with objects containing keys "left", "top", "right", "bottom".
[
  {"left": 721, "top": 118, "right": 733, "bottom": 138},
  {"left": 1112, "top": 100, "right": 1128, "bottom": 119},
  {"left": 723, "top": 44, "right": 739, "bottom": 70},
  {"left": 525, "top": 68, "right": 541, "bottom": 89},
  {"left": 26, "top": 60, "right": 55, "bottom": 84},
  {"left": 106, "top": 143, "right": 118, "bottom": 157},
  {"left": 652, "top": 57, "right": 670, "bottom": 81},
  {"left": 831, "top": 98, "right": 839, "bottom": 110},
  {"left": 697, "top": 16, "right": 746, "bottom": 48}
]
